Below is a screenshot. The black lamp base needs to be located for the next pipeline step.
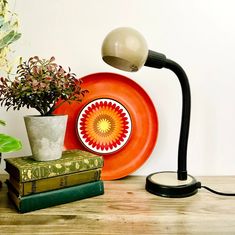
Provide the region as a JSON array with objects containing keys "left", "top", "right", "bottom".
[{"left": 146, "top": 171, "right": 199, "bottom": 198}]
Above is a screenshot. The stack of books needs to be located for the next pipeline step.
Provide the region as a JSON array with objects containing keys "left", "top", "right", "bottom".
[{"left": 5, "top": 149, "right": 104, "bottom": 213}]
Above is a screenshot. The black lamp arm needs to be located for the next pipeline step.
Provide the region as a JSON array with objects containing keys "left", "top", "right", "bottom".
[{"left": 145, "top": 50, "right": 191, "bottom": 180}]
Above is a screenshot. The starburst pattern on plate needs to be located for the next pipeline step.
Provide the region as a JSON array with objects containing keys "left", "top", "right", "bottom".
[{"left": 77, "top": 98, "right": 132, "bottom": 154}]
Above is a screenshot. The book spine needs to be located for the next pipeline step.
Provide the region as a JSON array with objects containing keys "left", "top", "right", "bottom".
[
  {"left": 5, "top": 162, "right": 20, "bottom": 181},
  {"left": 8, "top": 180, "right": 104, "bottom": 213},
  {"left": 10, "top": 168, "right": 101, "bottom": 196}
]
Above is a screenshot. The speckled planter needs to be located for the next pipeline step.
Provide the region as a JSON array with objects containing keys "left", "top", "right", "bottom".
[{"left": 24, "top": 115, "right": 68, "bottom": 161}]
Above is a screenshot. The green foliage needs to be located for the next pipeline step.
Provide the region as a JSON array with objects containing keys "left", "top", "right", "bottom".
[
  {"left": 0, "top": 1, "right": 22, "bottom": 156},
  {"left": 0, "top": 56, "right": 88, "bottom": 116},
  {"left": 0, "top": 133, "right": 22, "bottom": 152},
  {"left": 0, "top": 119, "right": 6, "bottom": 126},
  {"left": 0, "top": 17, "right": 21, "bottom": 49},
  {"left": 0, "top": 0, "right": 21, "bottom": 73},
  {"left": 0, "top": 119, "right": 22, "bottom": 153}
]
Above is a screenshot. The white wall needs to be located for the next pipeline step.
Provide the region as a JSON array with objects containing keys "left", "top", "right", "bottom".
[{"left": 1, "top": 0, "right": 235, "bottom": 176}]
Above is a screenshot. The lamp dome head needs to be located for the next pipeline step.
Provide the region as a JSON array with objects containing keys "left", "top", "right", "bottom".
[{"left": 102, "top": 27, "right": 148, "bottom": 72}]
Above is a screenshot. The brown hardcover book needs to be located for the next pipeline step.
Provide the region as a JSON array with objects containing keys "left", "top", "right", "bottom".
[
  {"left": 5, "top": 149, "right": 103, "bottom": 182},
  {"left": 9, "top": 168, "right": 102, "bottom": 196}
]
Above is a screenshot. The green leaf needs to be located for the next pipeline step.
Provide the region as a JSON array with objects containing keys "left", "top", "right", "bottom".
[
  {"left": 0, "top": 120, "right": 6, "bottom": 126},
  {"left": 0, "top": 133, "right": 22, "bottom": 152},
  {"left": 0, "top": 30, "right": 21, "bottom": 49},
  {"left": 0, "top": 16, "right": 5, "bottom": 26}
]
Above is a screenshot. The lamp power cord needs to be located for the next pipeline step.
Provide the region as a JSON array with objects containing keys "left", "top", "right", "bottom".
[{"left": 197, "top": 182, "right": 235, "bottom": 196}]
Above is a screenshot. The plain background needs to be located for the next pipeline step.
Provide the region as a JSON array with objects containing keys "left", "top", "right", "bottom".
[{"left": 1, "top": 0, "right": 235, "bottom": 176}]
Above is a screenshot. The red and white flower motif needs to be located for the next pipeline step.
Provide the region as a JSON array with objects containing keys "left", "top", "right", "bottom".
[{"left": 77, "top": 98, "right": 132, "bottom": 154}]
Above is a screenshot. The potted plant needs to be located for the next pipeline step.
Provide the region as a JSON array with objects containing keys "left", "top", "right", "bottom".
[{"left": 0, "top": 56, "right": 88, "bottom": 161}]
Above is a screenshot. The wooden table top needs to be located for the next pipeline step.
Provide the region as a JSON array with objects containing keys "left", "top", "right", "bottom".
[{"left": 0, "top": 174, "right": 235, "bottom": 234}]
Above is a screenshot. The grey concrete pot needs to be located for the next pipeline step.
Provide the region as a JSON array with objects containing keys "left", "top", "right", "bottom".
[{"left": 24, "top": 115, "right": 68, "bottom": 161}]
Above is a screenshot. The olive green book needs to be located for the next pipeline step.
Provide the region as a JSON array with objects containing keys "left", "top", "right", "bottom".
[
  {"left": 7, "top": 180, "right": 104, "bottom": 213},
  {"left": 5, "top": 149, "right": 103, "bottom": 182},
  {"left": 9, "top": 168, "right": 102, "bottom": 196}
]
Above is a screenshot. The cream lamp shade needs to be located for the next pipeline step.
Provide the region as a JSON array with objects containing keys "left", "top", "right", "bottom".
[{"left": 101, "top": 27, "right": 148, "bottom": 72}]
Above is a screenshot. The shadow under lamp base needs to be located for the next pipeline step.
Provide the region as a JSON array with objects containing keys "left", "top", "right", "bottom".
[{"left": 146, "top": 171, "right": 199, "bottom": 198}]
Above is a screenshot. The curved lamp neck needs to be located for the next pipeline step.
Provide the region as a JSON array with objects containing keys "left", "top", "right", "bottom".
[{"left": 145, "top": 50, "right": 191, "bottom": 180}]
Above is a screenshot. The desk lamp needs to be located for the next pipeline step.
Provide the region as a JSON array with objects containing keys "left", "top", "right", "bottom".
[{"left": 101, "top": 27, "right": 199, "bottom": 197}]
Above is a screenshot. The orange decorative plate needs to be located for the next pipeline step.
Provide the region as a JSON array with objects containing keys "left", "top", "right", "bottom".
[{"left": 53, "top": 72, "right": 158, "bottom": 180}]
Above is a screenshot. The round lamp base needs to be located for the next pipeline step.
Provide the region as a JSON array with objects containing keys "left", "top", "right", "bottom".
[{"left": 146, "top": 171, "right": 199, "bottom": 198}]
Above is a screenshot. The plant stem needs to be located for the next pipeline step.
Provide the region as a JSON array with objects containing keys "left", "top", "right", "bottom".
[{"left": 47, "top": 100, "right": 68, "bottom": 115}]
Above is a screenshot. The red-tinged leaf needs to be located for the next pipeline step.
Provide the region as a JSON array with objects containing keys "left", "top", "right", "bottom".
[
  {"left": 49, "top": 56, "right": 55, "bottom": 62},
  {"left": 0, "top": 56, "right": 88, "bottom": 115}
]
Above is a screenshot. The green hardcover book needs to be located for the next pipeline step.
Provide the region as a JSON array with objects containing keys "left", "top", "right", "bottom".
[
  {"left": 9, "top": 168, "right": 102, "bottom": 196},
  {"left": 5, "top": 149, "right": 103, "bottom": 182},
  {"left": 7, "top": 180, "right": 104, "bottom": 213}
]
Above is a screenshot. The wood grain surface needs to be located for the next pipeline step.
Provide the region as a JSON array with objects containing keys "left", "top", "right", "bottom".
[{"left": 0, "top": 175, "right": 235, "bottom": 234}]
